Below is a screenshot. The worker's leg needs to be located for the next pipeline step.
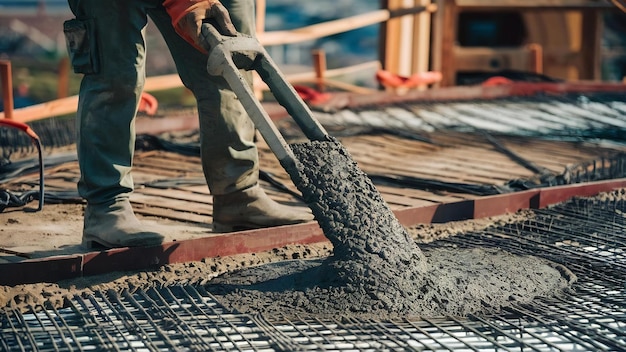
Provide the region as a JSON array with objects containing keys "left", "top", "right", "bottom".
[
  {"left": 149, "top": 0, "right": 313, "bottom": 232},
  {"left": 66, "top": 0, "right": 163, "bottom": 247},
  {"left": 151, "top": 0, "right": 258, "bottom": 195}
]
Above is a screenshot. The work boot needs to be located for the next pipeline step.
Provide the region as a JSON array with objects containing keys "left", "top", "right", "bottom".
[
  {"left": 212, "top": 185, "right": 315, "bottom": 232},
  {"left": 82, "top": 199, "right": 164, "bottom": 249}
]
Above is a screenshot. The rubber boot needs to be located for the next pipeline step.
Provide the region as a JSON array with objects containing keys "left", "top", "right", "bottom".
[
  {"left": 66, "top": 1, "right": 162, "bottom": 249},
  {"left": 212, "top": 185, "right": 314, "bottom": 232},
  {"left": 82, "top": 199, "right": 164, "bottom": 249}
]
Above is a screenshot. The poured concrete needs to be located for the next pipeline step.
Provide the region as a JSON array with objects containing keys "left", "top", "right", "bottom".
[{"left": 206, "top": 140, "right": 575, "bottom": 319}]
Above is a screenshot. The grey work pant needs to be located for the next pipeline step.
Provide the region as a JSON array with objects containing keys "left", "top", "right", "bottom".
[{"left": 67, "top": 0, "right": 258, "bottom": 205}]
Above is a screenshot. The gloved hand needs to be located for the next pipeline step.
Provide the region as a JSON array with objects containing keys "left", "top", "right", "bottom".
[{"left": 164, "top": 0, "right": 237, "bottom": 52}]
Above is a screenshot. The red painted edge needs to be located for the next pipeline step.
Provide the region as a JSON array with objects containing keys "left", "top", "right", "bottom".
[
  {"left": 3, "top": 178, "right": 626, "bottom": 286},
  {"left": 537, "top": 179, "right": 626, "bottom": 208},
  {"left": 0, "top": 256, "right": 83, "bottom": 286},
  {"left": 81, "top": 222, "right": 326, "bottom": 276}
]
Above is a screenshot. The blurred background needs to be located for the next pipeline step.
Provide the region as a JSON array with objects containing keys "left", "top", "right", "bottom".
[
  {"left": 0, "top": 0, "right": 381, "bottom": 110},
  {"left": 1, "top": 0, "right": 625, "bottom": 110}
]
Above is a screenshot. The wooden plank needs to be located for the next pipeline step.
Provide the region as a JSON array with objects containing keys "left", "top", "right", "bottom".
[
  {"left": 131, "top": 191, "right": 212, "bottom": 210},
  {"left": 351, "top": 146, "right": 532, "bottom": 179},
  {"left": 0, "top": 59, "right": 380, "bottom": 123},
  {"left": 352, "top": 152, "right": 529, "bottom": 181},
  {"left": 131, "top": 205, "right": 209, "bottom": 225},
  {"left": 132, "top": 172, "right": 183, "bottom": 185},
  {"left": 379, "top": 183, "right": 473, "bottom": 200},
  {"left": 357, "top": 147, "right": 545, "bottom": 182},
  {"left": 381, "top": 193, "right": 437, "bottom": 207},
  {"left": 175, "top": 184, "right": 213, "bottom": 195},
  {"left": 0, "top": 95, "right": 79, "bottom": 123},
  {"left": 355, "top": 156, "right": 525, "bottom": 185},
  {"left": 376, "top": 184, "right": 472, "bottom": 203},
  {"left": 37, "top": 178, "right": 76, "bottom": 190},
  {"left": 257, "top": 7, "right": 435, "bottom": 47},
  {"left": 453, "top": 47, "right": 533, "bottom": 72},
  {"left": 344, "top": 137, "right": 535, "bottom": 177},
  {"left": 131, "top": 201, "right": 212, "bottom": 219},
  {"left": 137, "top": 187, "right": 214, "bottom": 204}
]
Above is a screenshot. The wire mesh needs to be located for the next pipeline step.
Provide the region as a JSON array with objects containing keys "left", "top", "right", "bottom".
[{"left": 1, "top": 194, "right": 626, "bottom": 351}]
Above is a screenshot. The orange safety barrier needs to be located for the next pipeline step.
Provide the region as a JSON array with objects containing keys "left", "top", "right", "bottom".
[{"left": 376, "top": 69, "right": 442, "bottom": 89}]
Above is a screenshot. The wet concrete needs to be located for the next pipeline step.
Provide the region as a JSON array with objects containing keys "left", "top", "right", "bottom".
[
  {"left": 209, "top": 247, "right": 575, "bottom": 319},
  {"left": 207, "top": 139, "right": 576, "bottom": 319}
]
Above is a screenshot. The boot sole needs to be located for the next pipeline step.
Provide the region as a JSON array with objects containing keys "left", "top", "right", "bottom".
[
  {"left": 82, "top": 235, "right": 115, "bottom": 249},
  {"left": 212, "top": 219, "right": 312, "bottom": 233},
  {"left": 212, "top": 222, "right": 255, "bottom": 233},
  {"left": 82, "top": 234, "right": 164, "bottom": 249}
]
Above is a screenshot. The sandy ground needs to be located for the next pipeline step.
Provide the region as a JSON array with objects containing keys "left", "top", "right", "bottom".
[
  {"left": 0, "top": 203, "right": 215, "bottom": 260},
  {"left": 0, "top": 200, "right": 532, "bottom": 259}
]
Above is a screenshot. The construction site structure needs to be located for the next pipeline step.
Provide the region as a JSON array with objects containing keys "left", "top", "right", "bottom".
[
  {"left": 1, "top": 2, "right": 626, "bottom": 350},
  {"left": 2, "top": 0, "right": 626, "bottom": 118},
  {"left": 382, "top": 0, "right": 621, "bottom": 88}
]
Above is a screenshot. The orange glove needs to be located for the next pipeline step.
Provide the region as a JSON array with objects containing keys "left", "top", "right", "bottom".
[{"left": 163, "top": 0, "right": 237, "bottom": 52}]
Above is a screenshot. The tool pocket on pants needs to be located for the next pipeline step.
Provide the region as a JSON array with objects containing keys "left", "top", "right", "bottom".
[{"left": 63, "top": 18, "right": 99, "bottom": 74}]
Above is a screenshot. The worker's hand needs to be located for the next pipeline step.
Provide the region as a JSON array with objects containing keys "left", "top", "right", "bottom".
[{"left": 164, "top": 0, "right": 237, "bottom": 52}]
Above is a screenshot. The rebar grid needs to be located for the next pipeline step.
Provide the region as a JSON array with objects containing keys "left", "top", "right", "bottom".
[
  {"left": 2, "top": 195, "right": 625, "bottom": 351},
  {"left": 350, "top": 93, "right": 626, "bottom": 138}
]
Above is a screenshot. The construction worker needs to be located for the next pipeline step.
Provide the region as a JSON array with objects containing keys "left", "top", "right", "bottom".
[{"left": 64, "top": 0, "right": 314, "bottom": 248}]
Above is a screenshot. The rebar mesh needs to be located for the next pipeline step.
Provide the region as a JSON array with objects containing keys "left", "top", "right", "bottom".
[
  {"left": 327, "top": 93, "right": 626, "bottom": 141},
  {"left": 0, "top": 117, "right": 75, "bottom": 159},
  {"left": 1, "top": 194, "right": 625, "bottom": 351}
]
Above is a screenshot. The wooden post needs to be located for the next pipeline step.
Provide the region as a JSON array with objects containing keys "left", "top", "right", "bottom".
[
  {"left": 0, "top": 60, "right": 14, "bottom": 120},
  {"left": 382, "top": 0, "right": 404, "bottom": 78},
  {"left": 430, "top": 0, "right": 444, "bottom": 88},
  {"left": 397, "top": 0, "right": 415, "bottom": 77},
  {"left": 527, "top": 43, "right": 543, "bottom": 74},
  {"left": 581, "top": 9, "right": 602, "bottom": 81},
  {"left": 57, "top": 57, "right": 70, "bottom": 99},
  {"left": 412, "top": 0, "right": 433, "bottom": 90},
  {"left": 312, "top": 49, "right": 327, "bottom": 92},
  {"left": 438, "top": 0, "right": 457, "bottom": 87},
  {"left": 255, "top": 0, "right": 266, "bottom": 35}
]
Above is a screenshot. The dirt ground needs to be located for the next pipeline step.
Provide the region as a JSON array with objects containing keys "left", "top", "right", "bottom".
[
  {"left": 0, "top": 199, "right": 532, "bottom": 259},
  {"left": 0, "top": 203, "right": 215, "bottom": 259}
]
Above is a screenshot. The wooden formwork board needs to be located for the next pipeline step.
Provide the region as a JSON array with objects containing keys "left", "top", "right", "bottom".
[
  {"left": 4, "top": 177, "right": 626, "bottom": 286},
  {"left": 5, "top": 130, "right": 623, "bottom": 224}
]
